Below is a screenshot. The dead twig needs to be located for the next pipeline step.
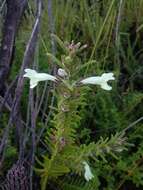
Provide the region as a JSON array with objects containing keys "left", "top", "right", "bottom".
[
  {"left": 0, "top": 0, "right": 27, "bottom": 93},
  {"left": 0, "top": 0, "right": 41, "bottom": 164}
]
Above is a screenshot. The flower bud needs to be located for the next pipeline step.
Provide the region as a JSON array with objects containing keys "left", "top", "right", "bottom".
[{"left": 57, "top": 68, "right": 68, "bottom": 78}]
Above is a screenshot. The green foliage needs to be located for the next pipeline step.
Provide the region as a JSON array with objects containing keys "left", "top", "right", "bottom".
[
  {"left": 35, "top": 37, "right": 130, "bottom": 190},
  {"left": 59, "top": 174, "right": 100, "bottom": 190},
  {"left": 1, "top": 0, "right": 143, "bottom": 189}
]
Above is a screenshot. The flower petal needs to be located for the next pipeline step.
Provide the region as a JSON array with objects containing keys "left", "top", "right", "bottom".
[
  {"left": 57, "top": 68, "right": 68, "bottom": 77},
  {"left": 80, "top": 72, "right": 115, "bottom": 91},
  {"left": 80, "top": 76, "right": 100, "bottom": 84},
  {"left": 101, "top": 73, "right": 115, "bottom": 81},
  {"left": 83, "top": 161, "right": 94, "bottom": 181},
  {"left": 23, "top": 69, "right": 37, "bottom": 78},
  {"left": 24, "top": 69, "right": 58, "bottom": 88},
  {"left": 30, "top": 80, "right": 38, "bottom": 89},
  {"left": 35, "top": 73, "right": 57, "bottom": 81},
  {"left": 100, "top": 82, "right": 112, "bottom": 91}
]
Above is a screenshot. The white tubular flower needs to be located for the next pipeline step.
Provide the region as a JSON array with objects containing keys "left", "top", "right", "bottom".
[
  {"left": 23, "top": 69, "right": 57, "bottom": 89},
  {"left": 83, "top": 161, "right": 94, "bottom": 181},
  {"left": 57, "top": 68, "right": 68, "bottom": 78},
  {"left": 80, "top": 73, "right": 115, "bottom": 91}
]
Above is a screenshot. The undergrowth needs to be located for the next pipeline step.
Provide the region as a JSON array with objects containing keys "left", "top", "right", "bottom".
[{"left": 0, "top": 0, "right": 143, "bottom": 189}]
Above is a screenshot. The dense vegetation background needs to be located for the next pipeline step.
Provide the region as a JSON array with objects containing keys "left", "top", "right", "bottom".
[{"left": 0, "top": 0, "right": 143, "bottom": 189}]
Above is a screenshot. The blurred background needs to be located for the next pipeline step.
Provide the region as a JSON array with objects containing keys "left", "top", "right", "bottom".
[{"left": 0, "top": 0, "right": 143, "bottom": 189}]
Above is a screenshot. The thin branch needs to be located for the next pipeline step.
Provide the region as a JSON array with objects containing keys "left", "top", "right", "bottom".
[
  {"left": 0, "top": 0, "right": 6, "bottom": 13},
  {"left": 115, "top": 0, "right": 124, "bottom": 65},
  {"left": 0, "top": 0, "right": 41, "bottom": 161},
  {"left": 115, "top": 0, "right": 123, "bottom": 44},
  {"left": 28, "top": 1, "right": 42, "bottom": 189},
  {"left": 0, "top": 0, "right": 27, "bottom": 93},
  {"left": 36, "top": 0, "right": 57, "bottom": 143},
  {"left": 122, "top": 116, "right": 143, "bottom": 133},
  {"left": 29, "top": 90, "right": 37, "bottom": 190},
  {"left": 0, "top": 75, "right": 18, "bottom": 114}
]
